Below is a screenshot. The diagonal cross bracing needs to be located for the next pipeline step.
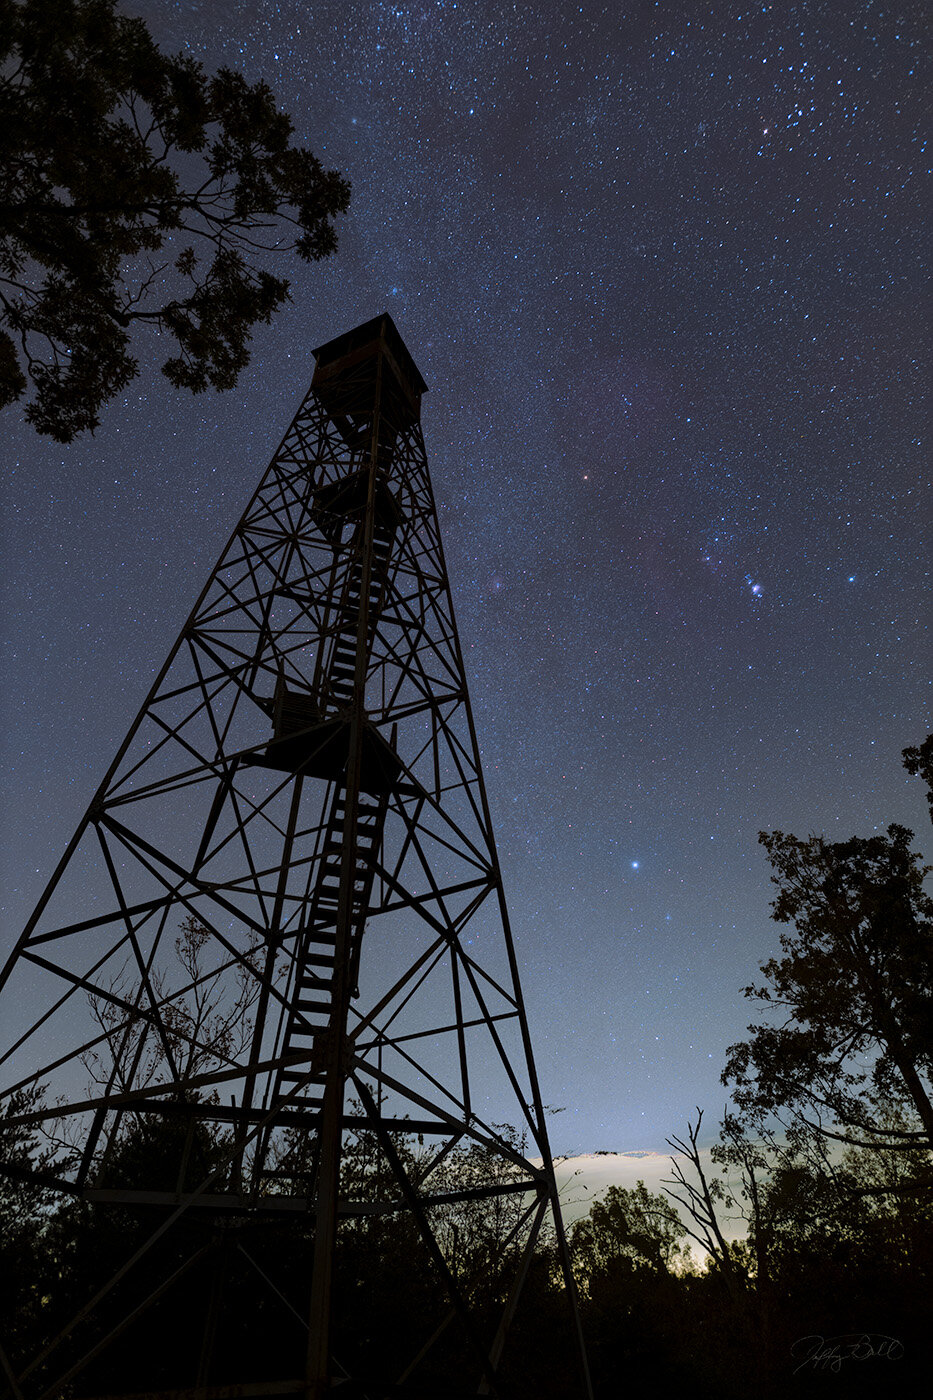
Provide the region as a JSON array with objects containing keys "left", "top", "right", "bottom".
[{"left": 0, "top": 313, "right": 591, "bottom": 1400}]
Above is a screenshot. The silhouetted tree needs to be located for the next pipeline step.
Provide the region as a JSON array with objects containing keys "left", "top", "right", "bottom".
[
  {"left": 428, "top": 1125, "right": 538, "bottom": 1305},
  {"left": 724, "top": 820, "right": 933, "bottom": 1152},
  {"left": 571, "top": 1179, "right": 689, "bottom": 1288},
  {"left": 1, "top": 0, "right": 349, "bottom": 440},
  {"left": 665, "top": 1110, "right": 748, "bottom": 1293},
  {"left": 903, "top": 733, "right": 933, "bottom": 828},
  {"left": 81, "top": 915, "right": 265, "bottom": 1098},
  {"left": 661, "top": 1102, "right": 933, "bottom": 1399},
  {"left": 570, "top": 1181, "right": 693, "bottom": 1396},
  {"left": 0, "top": 1086, "right": 63, "bottom": 1374}
]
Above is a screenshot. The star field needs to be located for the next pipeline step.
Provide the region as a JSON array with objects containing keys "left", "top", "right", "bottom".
[{"left": 1, "top": 0, "right": 929, "bottom": 1154}]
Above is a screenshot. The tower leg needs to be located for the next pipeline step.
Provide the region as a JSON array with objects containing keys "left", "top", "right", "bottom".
[
  {"left": 195, "top": 1229, "right": 226, "bottom": 1387},
  {"left": 304, "top": 1061, "right": 344, "bottom": 1397},
  {"left": 0, "top": 314, "right": 593, "bottom": 1398}
]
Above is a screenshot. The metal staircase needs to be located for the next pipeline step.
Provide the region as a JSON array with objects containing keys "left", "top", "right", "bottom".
[
  {"left": 0, "top": 313, "right": 593, "bottom": 1398},
  {"left": 267, "top": 488, "right": 397, "bottom": 1130},
  {"left": 270, "top": 789, "right": 385, "bottom": 1123}
]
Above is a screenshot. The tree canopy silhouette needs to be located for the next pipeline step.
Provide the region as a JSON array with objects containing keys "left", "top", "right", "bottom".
[
  {"left": 724, "top": 787, "right": 933, "bottom": 1154},
  {"left": 0, "top": 0, "right": 350, "bottom": 441},
  {"left": 903, "top": 733, "right": 933, "bottom": 829},
  {"left": 571, "top": 1179, "right": 689, "bottom": 1285}
]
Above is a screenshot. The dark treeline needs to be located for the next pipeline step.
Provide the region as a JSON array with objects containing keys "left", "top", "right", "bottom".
[
  {"left": 2, "top": 740, "right": 931, "bottom": 1398},
  {"left": 2, "top": 1100, "right": 929, "bottom": 1397}
]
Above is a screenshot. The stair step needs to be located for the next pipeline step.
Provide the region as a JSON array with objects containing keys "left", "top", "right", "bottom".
[
  {"left": 323, "top": 848, "right": 376, "bottom": 864},
  {"left": 298, "top": 958, "right": 331, "bottom": 975},
  {"left": 298, "top": 970, "right": 332, "bottom": 988}
]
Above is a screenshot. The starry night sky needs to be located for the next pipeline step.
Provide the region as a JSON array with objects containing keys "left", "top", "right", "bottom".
[{"left": 1, "top": 0, "right": 929, "bottom": 1156}]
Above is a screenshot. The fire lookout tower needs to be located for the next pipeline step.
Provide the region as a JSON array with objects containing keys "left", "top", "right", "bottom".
[{"left": 0, "top": 315, "right": 591, "bottom": 1399}]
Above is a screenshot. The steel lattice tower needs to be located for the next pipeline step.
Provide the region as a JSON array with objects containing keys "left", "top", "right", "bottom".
[{"left": 0, "top": 315, "right": 590, "bottom": 1400}]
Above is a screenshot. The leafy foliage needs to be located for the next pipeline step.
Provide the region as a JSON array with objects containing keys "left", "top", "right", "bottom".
[
  {"left": 428, "top": 1125, "right": 539, "bottom": 1301},
  {"left": 0, "top": 0, "right": 350, "bottom": 440},
  {"left": 903, "top": 733, "right": 933, "bottom": 828},
  {"left": 6, "top": 741, "right": 933, "bottom": 1396},
  {"left": 723, "top": 822, "right": 933, "bottom": 1150},
  {"left": 571, "top": 1179, "right": 690, "bottom": 1288},
  {"left": 656, "top": 742, "right": 933, "bottom": 1393},
  {"left": 0, "top": 1085, "right": 61, "bottom": 1240},
  {"left": 0, "top": 1087, "right": 68, "bottom": 1369}
]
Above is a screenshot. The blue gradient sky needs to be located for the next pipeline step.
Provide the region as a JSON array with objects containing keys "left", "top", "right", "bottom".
[{"left": 2, "top": 0, "right": 929, "bottom": 1156}]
